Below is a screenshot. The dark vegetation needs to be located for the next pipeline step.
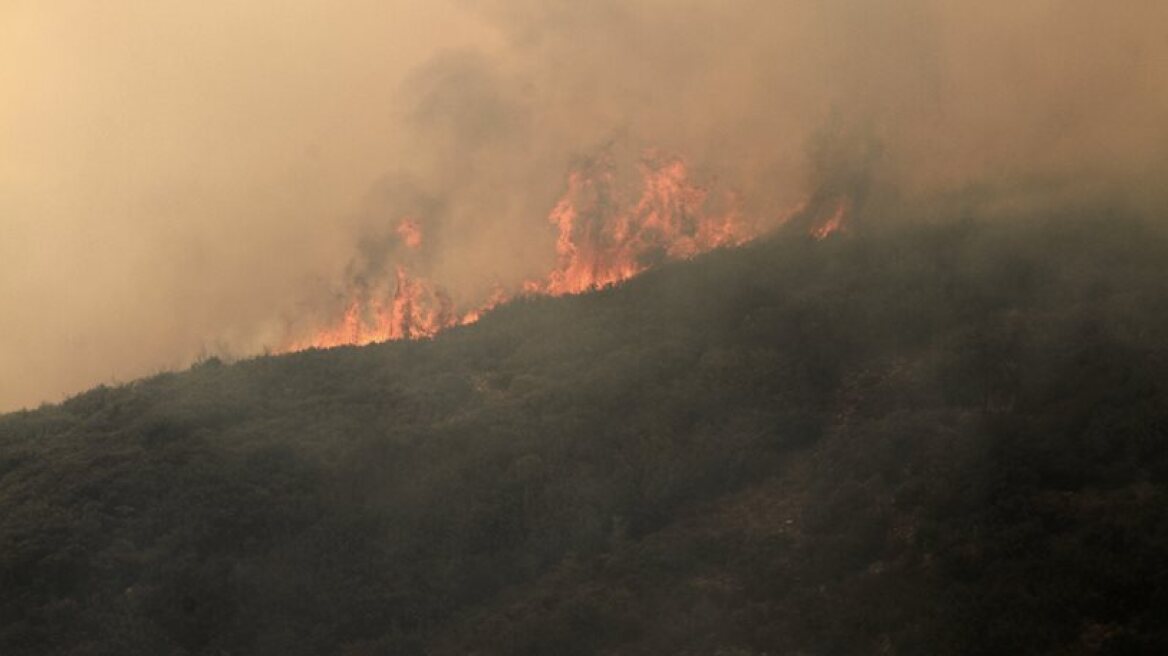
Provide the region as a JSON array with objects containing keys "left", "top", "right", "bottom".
[{"left": 3, "top": 211, "right": 1168, "bottom": 654}]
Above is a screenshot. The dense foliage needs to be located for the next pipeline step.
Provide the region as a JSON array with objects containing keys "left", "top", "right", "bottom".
[{"left": 3, "top": 212, "right": 1168, "bottom": 654}]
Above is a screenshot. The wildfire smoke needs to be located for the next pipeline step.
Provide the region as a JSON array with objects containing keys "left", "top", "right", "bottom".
[
  {"left": 284, "top": 152, "right": 823, "bottom": 351},
  {"left": 4, "top": 1, "right": 1167, "bottom": 410}
]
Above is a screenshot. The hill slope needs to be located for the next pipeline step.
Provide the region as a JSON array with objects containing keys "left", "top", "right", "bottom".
[{"left": 3, "top": 213, "right": 1168, "bottom": 654}]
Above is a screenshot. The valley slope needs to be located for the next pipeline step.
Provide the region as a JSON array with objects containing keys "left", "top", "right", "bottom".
[{"left": 3, "top": 213, "right": 1168, "bottom": 654}]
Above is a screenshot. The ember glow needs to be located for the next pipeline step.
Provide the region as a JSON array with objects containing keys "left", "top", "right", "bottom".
[
  {"left": 810, "top": 199, "right": 850, "bottom": 240},
  {"left": 285, "top": 154, "right": 829, "bottom": 351}
]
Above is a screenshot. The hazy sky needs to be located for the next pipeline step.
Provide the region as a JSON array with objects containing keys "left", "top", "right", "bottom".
[
  {"left": 3, "top": 1, "right": 1167, "bottom": 411},
  {"left": 1, "top": 1, "right": 499, "bottom": 410}
]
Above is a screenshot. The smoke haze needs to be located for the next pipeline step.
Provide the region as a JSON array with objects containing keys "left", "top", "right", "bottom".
[{"left": 3, "top": 0, "right": 1167, "bottom": 411}]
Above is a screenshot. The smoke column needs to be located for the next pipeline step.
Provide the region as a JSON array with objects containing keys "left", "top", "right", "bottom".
[{"left": 2, "top": 0, "right": 1166, "bottom": 410}]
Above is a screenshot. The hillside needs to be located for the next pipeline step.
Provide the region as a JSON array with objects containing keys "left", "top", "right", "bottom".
[{"left": 3, "top": 212, "right": 1168, "bottom": 655}]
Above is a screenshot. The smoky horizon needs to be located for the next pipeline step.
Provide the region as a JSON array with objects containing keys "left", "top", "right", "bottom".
[{"left": 4, "top": 0, "right": 1168, "bottom": 412}]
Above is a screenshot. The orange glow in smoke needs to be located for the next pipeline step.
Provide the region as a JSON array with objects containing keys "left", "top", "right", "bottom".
[
  {"left": 809, "top": 199, "right": 849, "bottom": 239},
  {"left": 395, "top": 218, "right": 423, "bottom": 250},
  {"left": 284, "top": 153, "right": 845, "bottom": 351}
]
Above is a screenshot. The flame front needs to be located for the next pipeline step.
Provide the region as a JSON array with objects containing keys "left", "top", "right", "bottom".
[
  {"left": 526, "top": 156, "right": 753, "bottom": 296},
  {"left": 284, "top": 153, "right": 841, "bottom": 351}
]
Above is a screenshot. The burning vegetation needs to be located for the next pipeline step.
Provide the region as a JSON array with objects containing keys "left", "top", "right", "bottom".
[
  {"left": 9, "top": 213, "right": 1168, "bottom": 655},
  {"left": 285, "top": 153, "right": 844, "bottom": 351}
]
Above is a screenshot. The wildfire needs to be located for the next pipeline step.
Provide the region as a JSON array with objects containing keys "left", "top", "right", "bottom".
[
  {"left": 283, "top": 153, "right": 845, "bottom": 351},
  {"left": 809, "top": 199, "right": 849, "bottom": 239},
  {"left": 285, "top": 266, "right": 455, "bottom": 350},
  {"left": 530, "top": 155, "right": 752, "bottom": 295},
  {"left": 283, "top": 217, "right": 457, "bottom": 350}
]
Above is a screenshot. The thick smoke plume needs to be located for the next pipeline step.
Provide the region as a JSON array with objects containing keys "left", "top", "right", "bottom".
[{"left": 2, "top": 0, "right": 1167, "bottom": 410}]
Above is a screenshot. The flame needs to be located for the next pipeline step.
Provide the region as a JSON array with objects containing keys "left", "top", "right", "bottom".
[
  {"left": 283, "top": 218, "right": 454, "bottom": 350},
  {"left": 809, "top": 199, "right": 849, "bottom": 239},
  {"left": 526, "top": 155, "right": 753, "bottom": 295},
  {"left": 283, "top": 152, "right": 837, "bottom": 351},
  {"left": 284, "top": 266, "right": 454, "bottom": 350},
  {"left": 459, "top": 285, "right": 509, "bottom": 326}
]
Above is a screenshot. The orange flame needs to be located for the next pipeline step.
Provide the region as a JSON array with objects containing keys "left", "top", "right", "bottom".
[
  {"left": 529, "top": 155, "right": 752, "bottom": 295},
  {"left": 809, "top": 199, "right": 849, "bottom": 239},
  {"left": 283, "top": 153, "right": 838, "bottom": 351}
]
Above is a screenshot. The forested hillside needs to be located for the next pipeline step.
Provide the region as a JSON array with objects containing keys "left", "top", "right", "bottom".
[{"left": 3, "top": 212, "right": 1168, "bottom": 655}]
